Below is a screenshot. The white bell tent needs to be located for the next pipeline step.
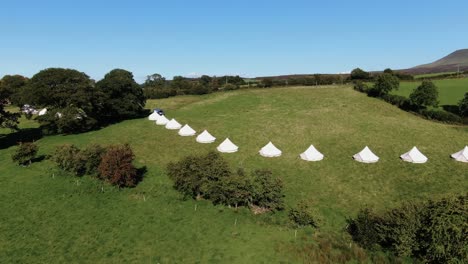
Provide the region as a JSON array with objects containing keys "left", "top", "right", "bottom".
[
  {"left": 165, "top": 119, "right": 182, "bottom": 130},
  {"left": 217, "top": 138, "right": 238, "bottom": 153},
  {"left": 259, "top": 142, "right": 282, "bottom": 157},
  {"left": 400, "top": 147, "right": 428, "bottom": 163},
  {"left": 196, "top": 130, "right": 216, "bottom": 143},
  {"left": 300, "top": 145, "right": 324, "bottom": 161},
  {"left": 178, "top": 124, "right": 196, "bottom": 136},
  {"left": 156, "top": 115, "right": 169, "bottom": 125},
  {"left": 451, "top": 146, "right": 468, "bottom": 163},
  {"left": 148, "top": 111, "right": 160, "bottom": 121},
  {"left": 353, "top": 146, "right": 379, "bottom": 163}
]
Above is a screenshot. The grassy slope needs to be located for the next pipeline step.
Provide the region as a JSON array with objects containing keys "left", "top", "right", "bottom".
[
  {"left": 1, "top": 86, "right": 467, "bottom": 263},
  {"left": 391, "top": 78, "right": 468, "bottom": 106}
]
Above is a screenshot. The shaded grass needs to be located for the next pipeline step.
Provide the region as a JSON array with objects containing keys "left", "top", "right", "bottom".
[{"left": 1, "top": 85, "right": 467, "bottom": 263}]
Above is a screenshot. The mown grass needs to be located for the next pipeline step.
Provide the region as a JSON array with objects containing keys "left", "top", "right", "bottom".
[
  {"left": 1, "top": 85, "right": 467, "bottom": 263},
  {"left": 391, "top": 78, "right": 468, "bottom": 106}
]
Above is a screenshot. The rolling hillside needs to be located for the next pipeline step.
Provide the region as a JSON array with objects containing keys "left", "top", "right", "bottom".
[
  {"left": 1, "top": 86, "right": 467, "bottom": 263},
  {"left": 403, "top": 49, "right": 468, "bottom": 74}
]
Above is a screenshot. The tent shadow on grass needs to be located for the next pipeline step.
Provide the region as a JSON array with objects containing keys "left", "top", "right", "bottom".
[{"left": 0, "top": 128, "right": 43, "bottom": 150}]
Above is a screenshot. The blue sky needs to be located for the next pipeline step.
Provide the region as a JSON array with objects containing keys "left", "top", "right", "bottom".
[{"left": 1, "top": 0, "right": 467, "bottom": 82}]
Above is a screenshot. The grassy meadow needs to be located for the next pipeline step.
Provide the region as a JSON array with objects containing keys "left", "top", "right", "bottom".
[
  {"left": 391, "top": 77, "right": 468, "bottom": 106},
  {"left": 1, "top": 86, "right": 467, "bottom": 263}
]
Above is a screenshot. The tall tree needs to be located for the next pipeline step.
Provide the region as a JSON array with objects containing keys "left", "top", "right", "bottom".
[
  {"left": 350, "top": 68, "right": 370, "bottom": 80},
  {"left": 23, "top": 68, "right": 103, "bottom": 133},
  {"left": 143, "top": 73, "right": 166, "bottom": 88},
  {"left": 0, "top": 88, "right": 20, "bottom": 130},
  {"left": 0, "top": 75, "right": 29, "bottom": 106},
  {"left": 96, "top": 69, "right": 145, "bottom": 120},
  {"left": 374, "top": 73, "right": 400, "bottom": 95},
  {"left": 409, "top": 81, "right": 439, "bottom": 108},
  {"left": 458, "top": 92, "right": 468, "bottom": 117}
]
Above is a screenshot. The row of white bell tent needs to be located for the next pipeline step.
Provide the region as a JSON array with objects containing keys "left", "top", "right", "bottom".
[{"left": 148, "top": 113, "right": 468, "bottom": 163}]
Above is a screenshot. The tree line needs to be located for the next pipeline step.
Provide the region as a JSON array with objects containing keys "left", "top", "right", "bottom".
[
  {"left": 142, "top": 74, "right": 246, "bottom": 99},
  {"left": 352, "top": 69, "right": 468, "bottom": 124},
  {"left": 0, "top": 68, "right": 145, "bottom": 134}
]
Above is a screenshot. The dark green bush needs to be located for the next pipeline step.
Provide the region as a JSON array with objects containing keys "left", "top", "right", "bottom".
[
  {"left": 52, "top": 143, "right": 107, "bottom": 176},
  {"left": 353, "top": 81, "right": 369, "bottom": 93},
  {"left": 11, "top": 142, "right": 38, "bottom": 165},
  {"left": 167, "top": 151, "right": 231, "bottom": 199},
  {"left": 52, "top": 144, "right": 84, "bottom": 175},
  {"left": 167, "top": 153, "right": 285, "bottom": 211},
  {"left": 251, "top": 169, "right": 284, "bottom": 211},
  {"left": 417, "top": 195, "right": 467, "bottom": 263},
  {"left": 346, "top": 208, "right": 382, "bottom": 250},
  {"left": 347, "top": 195, "right": 468, "bottom": 262},
  {"left": 380, "top": 94, "right": 410, "bottom": 108},
  {"left": 79, "top": 144, "right": 107, "bottom": 176},
  {"left": 289, "top": 200, "right": 321, "bottom": 228},
  {"left": 459, "top": 92, "right": 468, "bottom": 117}
]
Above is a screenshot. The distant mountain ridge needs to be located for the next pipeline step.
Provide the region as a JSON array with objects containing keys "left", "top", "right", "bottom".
[{"left": 402, "top": 49, "right": 468, "bottom": 74}]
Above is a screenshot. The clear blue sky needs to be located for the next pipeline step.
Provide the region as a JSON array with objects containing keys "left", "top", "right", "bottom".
[{"left": 1, "top": 0, "right": 467, "bottom": 82}]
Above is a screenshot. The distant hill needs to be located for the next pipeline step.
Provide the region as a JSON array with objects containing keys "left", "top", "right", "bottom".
[{"left": 402, "top": 49, "right": 468, "bottom": 74}]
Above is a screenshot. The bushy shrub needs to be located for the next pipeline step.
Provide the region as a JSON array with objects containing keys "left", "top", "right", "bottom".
[
  {"left": 417, "top": 195, "right": 467, "bottom": 263},
  {"left": 98, "top": 144, "right": 139, "bottom": 187},
  {"left": 376, "top": 203, "right": 422, "bottom": 257},
  {"left": 11, "top": 142, "right": 38, "bottom": 165},
  {"left": 347, "top": 194, "right": 467, "bottom": 262},
  {"left": 353, "top": 81, "right": 369, "bottom": 93},
  {"left": 420, "top": 109, "right": 462, "bottom": 124},
  {"left": 221, "top": 83, "right": 238, "bottom": 91},
  {"left": 52, "top": 144, "right": 84, "bottom": 175},
  {"left": 80, "top": 144, "right": 107, "bottom": 176},
  {"left": 346, "top": 208, "right": 382, "bottom": 250},
  {"left": 167, "top": 153, "right": 285, "bottom": 211},
  {"left": 289, "top": 200, "right": 321, "bottom": 228},
  {"left": 53, "top": 144, "right": 107, "bottom": 176},
  {"left": 380, "top": 94, "right": 410, "bottom": 108},
  {"left": 373, "top": 73, "right": 399, "bottom": 95},
  {"left": 251, "top": 169, "right": 284, "bottom": 211},
  {"left": 167, "top": 151, "right": 231, "bottom": 199},
  {"left": 210, "top": 172, "right": 252, "bottom": 208},
  {"left": 459, "top": 92, "right": 468, "bottom": 117}
]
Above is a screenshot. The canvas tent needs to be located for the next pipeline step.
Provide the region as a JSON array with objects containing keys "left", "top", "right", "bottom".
[
  {"left": 196, "top": 130, "right": 216, "bottom": 143},
  {"left": 400, "top": 147, "right": 428, "bottom": 163},
  {"left": 451, "top": 146, "right": 468, "bottom": 163},
  {"left": 148, "top": 111, "right": 160, "bottom": 121},
  {"left": 300, "top": 145, "right": 324, "bottom": 161},
  {"left": 165, "top": 119, "right": 182, "bottom": 130},
  {"left": 178, "top": 124, "right": 196, "bottom": 136},
  {"left": 353, "top": 146, "right": 379, "bottom": 163},
  {"left": 156, "top": 115, "right": 169, "bottom": 125},
  {"left": 38, "top": 108, "right": 47, "bottom": 116},
  {"left": 217, "top": 138, "right": 238, "bottom": 153},
  {"left": 259, "top": 141, "right": 282, "bottom": 157}
]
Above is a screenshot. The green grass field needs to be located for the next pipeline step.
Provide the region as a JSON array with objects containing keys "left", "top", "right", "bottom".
[
  {"left": 1, "top": 86, "right": 467, "bottom": 263},
  {"left": 391, "top": 78, "right": 468, "bottom": 106}
]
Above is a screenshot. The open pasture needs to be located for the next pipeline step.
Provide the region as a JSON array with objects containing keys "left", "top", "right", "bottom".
[{"left": 1, "top": 86, "right": 467, "bottom": 263}]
